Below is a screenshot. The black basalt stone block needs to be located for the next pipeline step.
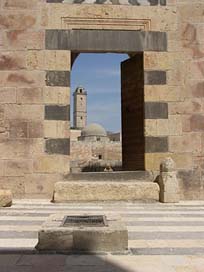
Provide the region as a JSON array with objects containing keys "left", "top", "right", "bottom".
[
  {"left": 45, "top": 105, "right": 70, "bottom": 121},
  {"left": 145, "top": 137, "right": 168, "bottom": 153},
  {"left": 145, "top": 102, "right": 168, "bottom": 119},
  {"left": 144, "top": 71, "right": 166, "bottom": 85},
  {"left": 45, "top": 30, "right": 167, "bottom": 52},
  {"left": 46, "top": 71, "right": 70, "bottom": 87},
  {"left": 45, "top": 138, "right": 70, "bottom": 155}
]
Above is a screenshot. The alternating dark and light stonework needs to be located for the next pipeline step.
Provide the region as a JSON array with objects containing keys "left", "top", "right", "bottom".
[
  {"left": 0, "top": 0, "right": 203, "bottom": 200},
  {"left": 47, "top": 0, "right": 166, "bottom": 5}
]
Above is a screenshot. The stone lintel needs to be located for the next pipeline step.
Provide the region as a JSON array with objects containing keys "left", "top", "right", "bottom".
[{"left": 45, "top": 30, "right": 167, "bottom": 52}]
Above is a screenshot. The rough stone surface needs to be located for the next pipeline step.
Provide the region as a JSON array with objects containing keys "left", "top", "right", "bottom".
[
  {"left": 53, "top": 181, "right": 159, "bottom": 202},
  {"left": 160, "top": 157, "right": 176, "bottom": 172},
  {"left": 0, "top": 190, "right": 12, "bottom": 207},
  {"left": 36, "top": 213, "right": 128, "bottom": 252},
  {"left": 158, "top": 158, "right": 180, "bottom": 203}
]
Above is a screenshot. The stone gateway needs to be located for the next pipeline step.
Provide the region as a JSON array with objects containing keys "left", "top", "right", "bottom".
[{"left": 0, "top": 0, "right": 203, "bottom": 200}]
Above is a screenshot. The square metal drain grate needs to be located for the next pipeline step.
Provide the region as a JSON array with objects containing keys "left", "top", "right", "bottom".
[{"left": 62, "top": 215, "right": 107, "bottom": 227}]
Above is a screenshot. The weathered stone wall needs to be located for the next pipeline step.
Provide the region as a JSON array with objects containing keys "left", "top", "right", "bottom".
[
  {"left": 174, "top": 1, "right": 204, "bottom": 200},
  {"left": 70, "top": 141, "right": 122, "bottom": 161},
  {"left": 0, "top": 0, "right": 70, "bottom": 198},
  {"left": 143, "top": 0, "right": 204, "bottom": 199},
  {"left": 0, "top": 0, "right": 203, "bottom": 199}
]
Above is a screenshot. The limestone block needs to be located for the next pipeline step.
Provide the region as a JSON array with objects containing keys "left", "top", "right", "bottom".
[
  {"left": 0, "top": 71, "right": 45, "bottom": 88},
  {"left": 169, "top": 99, "right": 202, "bottom": 115},
  {"left": 16, "top": 88, "right": 43, "bottom": 104},
  {"left": 26, "top": 50, "right": 71, "bottom": 71},
  {"left": 169, "top": 134, "right": 202, "bottom": 154},
  {"left": 5, "top": 104, "right": 44, "bottom": 121},
  {"left": 168, "top": 115, "right": 182, "bottom": 136},
  {"left": 0, "top": 12, "right": 37, "bottom": 30},
  {"left": 158, "top": 157, "right": 180, "bottom": 203},
  {"left": 44, "top": 121, "right": 70, "bottom": 138},
  {"left": 53, "top": 181, "right": 159, "bottom": 202},
  {"left": 4, "top": 159, "right": 32, "bottom": 176},
  {"left": 36, "top": 214, "right": 128, "bottom": 252},
  {"left": 28, "top": 121, "right": 43, "bottom": 138},
  {"left": 0, "top": 139, "right": 32, "bottom": 159},
  {"left": 0, "top": 190, "right": 12, "bottom": 207},
  {"left": 44, "top": 51, "right": 71, "bottom": 71},
  {"left": 3, "top": 0, "right": 39, "bottom": 9},
  {"left": 0, "top": 88, "right": 16, "bottom": 104},
  {"left": 33, "top": 155, "right": 70, "bottom": 174},
  {"left": 144, "top": 85, "right": 181, "bottom": 102},
  {"left": 24, "top": 174, "right": 59, "bottom": 197},
  {"left": 144, "top": 52, "right": 171, "bottom": 70},
  {"left": 0, "top": 51, "right": 26, "bottom": 70},
  {"left": 6, "top": 30, "right": 45, "bottom": 50},
  {"left": 146, "top": 152, "right": 193, "bottom": 171},
  {"left": 43, "top": 87, "right": 70, "bottom": 105},
  {"left": 37, "top": 228, "right": 73, "bottom": 251},
  {"left": 0, "top": 177, "right": 25, "bottom": 196}
]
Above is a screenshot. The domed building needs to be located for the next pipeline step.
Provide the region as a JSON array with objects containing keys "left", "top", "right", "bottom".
[
  {"left": 70, "top": 87, "right": 122, "bottom": 172},
  {"left": 79, "top": 123, "right": 108, "bottom": 142}
]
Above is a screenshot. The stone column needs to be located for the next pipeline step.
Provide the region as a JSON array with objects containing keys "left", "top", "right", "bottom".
[{"left": 158, "top": 157, "right": 180, "bottom": 203}]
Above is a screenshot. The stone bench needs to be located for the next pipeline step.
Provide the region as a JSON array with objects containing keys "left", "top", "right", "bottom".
[{"left": 53, "top": 181, "right": 159, "bottom": 202}]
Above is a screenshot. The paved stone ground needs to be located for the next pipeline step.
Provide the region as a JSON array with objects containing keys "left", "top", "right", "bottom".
[{"left": 0, "top": 200, "right": 204, "bottom": 271}]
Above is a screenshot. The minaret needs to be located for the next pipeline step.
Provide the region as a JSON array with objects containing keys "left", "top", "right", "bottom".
[{"left": 73, "top": 86, "right": 87, "bottom": 129}]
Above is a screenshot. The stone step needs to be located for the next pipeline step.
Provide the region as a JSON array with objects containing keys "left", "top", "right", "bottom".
[
  {"left": 64, "top": 171, "right": 155, "bottom": 182},
  {"left": 53, "top": 181, "right": 159, "bottom": 202}
]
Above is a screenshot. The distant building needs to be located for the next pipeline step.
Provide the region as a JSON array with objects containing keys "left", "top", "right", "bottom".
[
  {"left": 70, "top": 87, "right": 122, "bottom": 172},
  {"left": 73, "top": 86, "right": 87, "bottom": 129}
]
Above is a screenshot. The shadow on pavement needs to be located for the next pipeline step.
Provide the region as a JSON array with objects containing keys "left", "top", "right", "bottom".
[{"left": 0, "top": 251, "right": 135, "bottom": 272}]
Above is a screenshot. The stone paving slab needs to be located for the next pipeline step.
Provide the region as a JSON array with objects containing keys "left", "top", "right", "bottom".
[
  {"left": 0, "top": 254, "right": 203, "bottom": 272},
  {"left": 0, "top": 200, "right": 204, "bottom": 271}
]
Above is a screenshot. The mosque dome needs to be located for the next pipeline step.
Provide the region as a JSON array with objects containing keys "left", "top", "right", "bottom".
[{"left": 81, "top": 123, "right": 107, "bottom": 138}]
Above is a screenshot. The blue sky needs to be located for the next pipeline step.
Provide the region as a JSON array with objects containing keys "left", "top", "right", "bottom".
[{"left": 71, "top": 53, "right": 128, "bottom": 132}]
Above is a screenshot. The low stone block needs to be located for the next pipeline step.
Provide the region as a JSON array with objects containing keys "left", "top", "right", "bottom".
[
  {"left": 53, "top": 181, "right": 159, "bottom": 202},
  {"left": 0, "top": 190, "right": 12, "bottom": 207},
  {"left": 36, "top": 213, "right": 128, "bottom": 252}
]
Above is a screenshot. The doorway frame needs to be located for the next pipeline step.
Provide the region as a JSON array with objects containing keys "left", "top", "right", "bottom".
[{"left": 44, "top": 28, "right": 169, "bottom": 172}]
